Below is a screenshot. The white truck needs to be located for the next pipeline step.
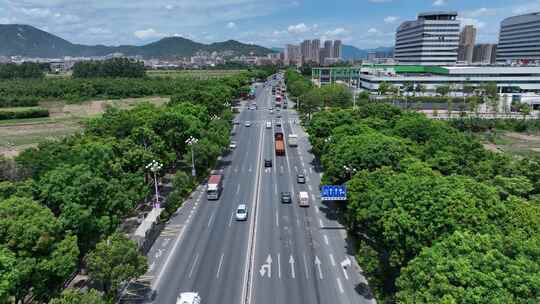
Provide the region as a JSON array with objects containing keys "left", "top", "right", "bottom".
[
  {"left": 298, "top": 191, "right": 310, "bottom": 207},
  {"left": 288, "top": 134, "right": 298, "bottom": 147},
  {"left": 207, "top": 173, "right": 223, "bottom": 200}
]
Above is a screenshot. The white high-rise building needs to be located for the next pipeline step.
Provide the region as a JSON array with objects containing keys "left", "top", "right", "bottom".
[
  {"left": 285, "top": 44, "right": 301, "bottom": 65},
  {"left": 497, "top": 12, "right": 540, "bottom": 64},
  {"left": 394, "top": 11, "right": 460, "bottom": 65}
]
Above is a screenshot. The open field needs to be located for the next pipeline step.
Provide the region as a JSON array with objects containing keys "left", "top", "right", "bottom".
[
  {"left": 0, "top": 97, "right": 169, "bottom": 157},
  {"left": 146, "top": 69, "right": 245, "bottom": 79},
  {"left": 482, "top": 131, "right": 540, "bottom": 156}
]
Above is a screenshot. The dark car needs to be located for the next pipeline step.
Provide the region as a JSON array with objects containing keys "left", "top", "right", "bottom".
[
  {"left": 264, "top": 159, "right": 272, "bottom": 167},
  {"left": 296, "top": 174, "right": 306, "bottom": 184},
  {"left": 281, "top": 192, "right": 292, "bottom": 203}
]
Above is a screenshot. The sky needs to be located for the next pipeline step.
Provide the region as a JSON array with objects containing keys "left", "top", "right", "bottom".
[{"left": 1, "top": 0, "right": 540, "bottom": 48}]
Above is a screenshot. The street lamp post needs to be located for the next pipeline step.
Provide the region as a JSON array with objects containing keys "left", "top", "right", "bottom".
[
  {"left": 145, "top": 160, "right": 163, "bottom": 208},
  {"left": 186, "top": 136, "right": 199, "bottom": 177}
]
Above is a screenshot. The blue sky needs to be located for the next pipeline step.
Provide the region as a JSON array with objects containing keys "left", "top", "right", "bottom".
[{"left": 1, "top": 0, "right": 540, "bottom": 48}]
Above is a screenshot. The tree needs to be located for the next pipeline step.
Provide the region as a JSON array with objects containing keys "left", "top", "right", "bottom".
[
  {"left": 86, "top": 233, "right": 147, "bottom": 299},
  {"left": 396, "top": 231, "right": 540, "bottom": 304},
  {"left": 301, "top": 89, "right": 323, "bottom": 119},
  {"left": 0, "top": 197, "right": 79, "bottom": 303},
  {"left": 435, "top": 85, "right": 450, "bottom": 97},
  {"left": 378, "top": 81, "right": 391, "bottom": 96},
  {"left": 0, "top": 246, "right": 18, "bottom": 302},
  {"left": 49, "top": 289, "right": 106, "bottom": 304}
]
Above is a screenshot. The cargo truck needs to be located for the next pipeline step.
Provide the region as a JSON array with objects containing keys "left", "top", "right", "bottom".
[
  {"left": 288, "top": 134, "right": 298, "bottom": 147},
  {"left": 207, "top": 173, "right": 223, "bottom": 200},
  {"left": 275, "top": 131, "right": 285, "bottom": 156}
]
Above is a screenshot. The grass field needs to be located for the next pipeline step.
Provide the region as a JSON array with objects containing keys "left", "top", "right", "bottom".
[
  {"left": 146, "top": 69, "right": 245, "bottom": 79},
  {"left": 0, "top": 97, "right": 169, "bottom": 157},
  {"left": 482, "top": 131, "right": 540, "bottom": 157}
]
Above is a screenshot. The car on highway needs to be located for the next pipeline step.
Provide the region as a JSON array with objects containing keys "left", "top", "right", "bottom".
[
  {"left": 296, "top": 173, "right": 306, "bottom": 184},
  {"left": 276, "top": 113, "right": 282, "bottom": 118},
  {"left": 266, "top": 121, "right": 272, "bottom": 129},
  {"left": 298, "top": 191, "right": 309, "bottom": 207},
  {"left": 229, "top": 141, "right": 237, "bottom": 150},
  {"left": 177, "top": 292, "right": 201, "bottom": 304},
  {"left": 264, "top": 159, "right": 272, "bottom": 167},
  {"left": 281, "top": 192, "right": 292, "bottom": 203},
  {"left": 235, "top": 204, "right": 248, "bottom": 221},
  {"left": 275, "top": 120, "right": 282, "bottom": 127},
  {"left": 245, "top": 121, "right": 251, "bottom": 127},
  {"left": 233, "top": 119, "right": 240, "bottom": 125}
]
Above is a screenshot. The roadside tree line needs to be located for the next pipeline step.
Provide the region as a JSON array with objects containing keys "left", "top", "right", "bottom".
[
  {"left": 0, "top": 69, "right": 271, "bottom": 303},
  {"left": 303, "top": 102, "right": 540, "bottom": 302}
]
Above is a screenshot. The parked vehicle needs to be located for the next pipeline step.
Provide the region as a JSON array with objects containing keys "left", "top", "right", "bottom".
[
  {"left": 229, "top": 141, "right": 237, "bottom": 149},
  {"left": 207, "top": 173, "right": 223, "bottom": 200},
  {"left": 275, "top": 131, "right": 285, "bottom": 156}
]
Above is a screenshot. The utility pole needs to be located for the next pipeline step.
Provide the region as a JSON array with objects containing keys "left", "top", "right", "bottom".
[
  {"left": 145, "top": 160, "right": 163, "bottom": 208},
  {"left": 186, "top": 136, "right": 199, "bottom": 177}
]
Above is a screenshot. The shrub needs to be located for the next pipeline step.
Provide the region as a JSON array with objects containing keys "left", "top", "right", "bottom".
[{"left": 0, "top": 107, "right": 50, "bottom": 120}]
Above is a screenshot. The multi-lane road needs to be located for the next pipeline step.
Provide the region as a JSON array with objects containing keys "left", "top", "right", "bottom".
[{"left": 140, "top": 77, "right": 375, "bottom": 304}]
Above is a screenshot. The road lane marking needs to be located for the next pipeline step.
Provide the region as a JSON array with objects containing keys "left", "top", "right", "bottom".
[
  {"left": 236, "top": 184, "right": 240, "bottom": 195},
  {"left": 189, "top": 254, "right": 199, "bottom": 278},
  {"left": 289, "top": 255, "right": 296, "bottom": 279},
  {"left": 323, "top": 234, "right": 329, "bottom": 245},
  {"left": 319, "top": 218, "right": 324, "bottom": 228},
  {"left": 303, "top": 254, "right": 310, "bottom": 280},
  {"left": 275, "top": 211, "right": 279, "bottom": 228},
  {"left": 309, "top": 168, "right": 313, "bottom": 174},
  {"left": 315, "top": 207, "right": 320, "bottom": 214},
  {"left": 315, "top": 256, "right": 323, "bottom": 280},
  {"left": 341, "top": 258, "right": 351, "bottom": 280},
  {"left": 312, "top": 194, "right": 317, "bottom": 202},
  {"left": 259, "top": 255, "right": 273, "bottom": 278},
  {"left": 337, "top": 278, "right": 344, "bottom": 294},
  {"left": 216, "top": 253, "right": 225, "bottom": 278},
  {"left": 308, "top": 184, "right": 313, "bottom": 191},
  {"left": 277, "top": 253, "right": 281, "bottom": 279},
  {"left": 329, "top": 254, "right": 336, "bottom": 266},
  {"left": 274, "top": 183, "right": 278, "bottom": 195},
  {"left": 208, "top": 212, "right": 215, "bottom": 227},
  {"left": 228, "top": 211, "right": 234, "bottom": 227}
]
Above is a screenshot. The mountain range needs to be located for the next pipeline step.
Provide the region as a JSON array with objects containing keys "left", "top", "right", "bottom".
[{"left": 0, "top": 24, "right": 275, "bottom": 59}]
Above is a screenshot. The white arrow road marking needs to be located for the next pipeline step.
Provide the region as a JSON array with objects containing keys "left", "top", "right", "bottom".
[
  {"left": 259, "top": 255, "right": 272, "bottom": 278},
  {"left": 341, "top": 257, "right": 351, "bottom": 280},
  {"left": 155, "top": 249, "right": 163, "bottom": 259},
  {"left": 315, "top": 256, "right": 323, "bottom": 280},
  {"left": 289, "top": 255, "right": 296, "bottom": 279},
  {"left": 337, "top": 278, "right": 344, "bottom": 294}
]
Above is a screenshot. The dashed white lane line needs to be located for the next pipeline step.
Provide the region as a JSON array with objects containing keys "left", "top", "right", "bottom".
[
  {"left": 228, "top": 211, "right": 234, "bottom": 227},
  {"left": 315, "top": 207, "right": 320, "bottom": 214},
  {"left": 275, "top": 210, "right": 279, "bottom": 228},
  {"left": 236, "top": 184, "right": 240, "bottom": 195},
  {"left": 216, "top": 253, "right": 224, "bottom": 278},
  {"left": 189, "top": 254, "right": 199, "bottom": 278},
  {"left": 329, "top": 254, "right": 336, "bottom": 267},
  {"left": 303, "top": 253, "right": 310, "bottom": 280},
  {"left": 319, "top": 218, "right": 324, "bottom": 228},
  {"left": 337, "top": 277, "right": 344, "bottom": 294},
  {"left": 323, "top": 234, "right": 329, "bottom": 245},
  {"left": 277, "top": 253, "right": 281, "bottom": 279}
]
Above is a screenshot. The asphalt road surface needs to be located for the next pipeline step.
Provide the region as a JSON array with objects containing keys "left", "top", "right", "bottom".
[{"left": 140, "top": 77, "right": 375, "bottom": 304}]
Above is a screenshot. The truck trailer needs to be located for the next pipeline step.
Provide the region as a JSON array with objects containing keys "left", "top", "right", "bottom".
[{"left": 275, "top": 131, "right": 285, "bottom": 156}]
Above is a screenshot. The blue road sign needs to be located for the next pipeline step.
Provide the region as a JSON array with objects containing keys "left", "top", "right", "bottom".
[{"left": 321, "top": 185, "right": 347, "bottom": 201}]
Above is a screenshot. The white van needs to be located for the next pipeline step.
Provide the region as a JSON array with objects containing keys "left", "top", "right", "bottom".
[
  {"left": 288, "top": 134, "right": 298, "bottom": 147},
  {"left": 177, "top": 292, "right": 201, "bottom": 304},
  {"left": 298, "top": 191, "right": 309, "bottom": 207},
  {"left": 266, "top": 121, "right": 272, "bottom": 129}
]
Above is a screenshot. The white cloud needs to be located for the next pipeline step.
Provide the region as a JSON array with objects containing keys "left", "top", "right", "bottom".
[
  {"left": 287, "top": 23, "right": 313, "bottom": 34},
  {"left": 164, "top": 4, "right": 174, "bottom": 10},
  {"left": 458, "top": 17, "right": 486, "bottom": 29},
  {"left": 433, "top": 0, "right": 446, "bottom": 6},
  {"left": 384, "top": 16, "right": 398, "bottom": 24},
  {"left": 367, "top": 27, "right": 379, "bottom": 34},
  {"left": 133, "top": 28, "right": 166, "bottom": 39},
  {"left": 226, "top": 21, "right": 236, "bottom": 29}
]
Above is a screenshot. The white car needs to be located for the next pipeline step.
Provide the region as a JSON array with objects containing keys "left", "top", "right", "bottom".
[
  {"left": 229, "top": 141, "right": 237, "bottom": 149},
  {"left": 245, "top": 121, "right": 251, "bottom": 127},
  {"left": 177, "top": 292, "right": 201, "bottom": 304},
  {"left": 266, "top": 121, "right": 272, "bottom": 129},
  {"left": 235, "top": 204, "right": 248, "bottom": 221}
]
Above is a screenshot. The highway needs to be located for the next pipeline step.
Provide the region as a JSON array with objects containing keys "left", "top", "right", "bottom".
[{"left": 141, "top": 76, "right": 375, "bottom": 304}]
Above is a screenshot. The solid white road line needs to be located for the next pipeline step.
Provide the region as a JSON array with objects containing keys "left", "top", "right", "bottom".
[
  {"left": 189, "top": 254, "right": 199, "bottom": 278},
  {"left": 216, "top": 253, "right": 224, "bottom": 278}
]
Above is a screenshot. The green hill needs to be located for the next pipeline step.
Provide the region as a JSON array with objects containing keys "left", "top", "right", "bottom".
[{"left": 0, "top": 24, "right": 275, "bottom": 58}]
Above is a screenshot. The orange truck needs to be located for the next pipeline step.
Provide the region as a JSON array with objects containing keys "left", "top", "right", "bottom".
[{"left": 275, "top": 131, "right": 285, "bottom": 156}]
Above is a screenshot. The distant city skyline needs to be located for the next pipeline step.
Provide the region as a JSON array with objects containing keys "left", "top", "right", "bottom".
[{"left": 0, "top": 0, "right": 540, "bottom": 48}]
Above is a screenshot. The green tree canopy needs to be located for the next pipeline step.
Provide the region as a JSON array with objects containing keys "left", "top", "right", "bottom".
[{"left": 49, "top": 289, "right": 106, "bottom": 304}]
